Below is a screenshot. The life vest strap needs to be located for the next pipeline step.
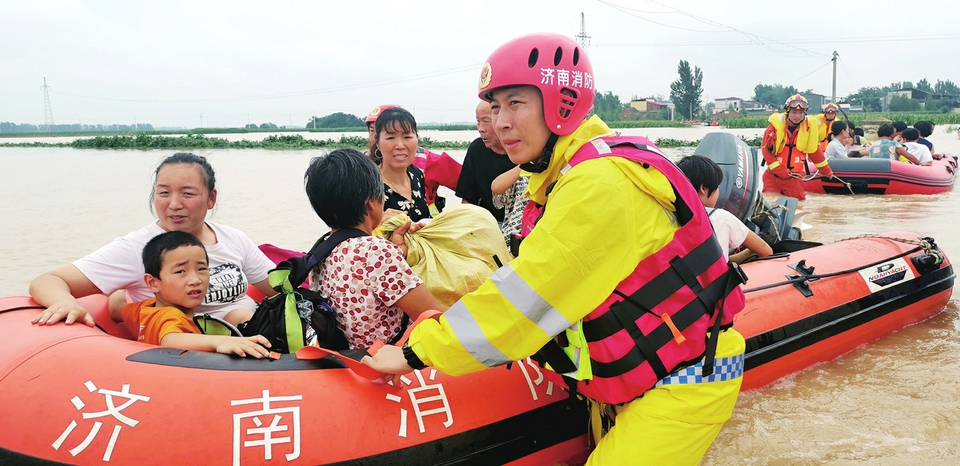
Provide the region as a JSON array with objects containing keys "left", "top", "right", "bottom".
[
  {"left": 582, "top": 239, "right": 722, "bottom": 341},
  {"left": 535, "top": 338, "right": 578, "bottom": 375},
  {"left": 701, "top": 263, "right": 746, "bottom": 376},
  {"left": 587, "top": 271, "right": 736, "bottom": 378},
  {"left": 609, "top": 297, "right": 670, "bottom": 380}
]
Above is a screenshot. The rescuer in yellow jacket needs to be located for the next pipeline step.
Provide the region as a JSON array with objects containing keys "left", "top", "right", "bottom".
[
  {"left": 760, "top": 95, "right": 835, "bottom": 200},
  {"left": 814, "top": 102, "right": 840, "bottom": 153},
  {"left": 363, "top": 33, "right": 746, "bottom": 465}
]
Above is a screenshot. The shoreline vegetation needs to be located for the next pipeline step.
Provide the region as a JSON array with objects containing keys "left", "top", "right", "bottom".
[{"left": 2, "top": 111, "right": 957, "bottom": 150}]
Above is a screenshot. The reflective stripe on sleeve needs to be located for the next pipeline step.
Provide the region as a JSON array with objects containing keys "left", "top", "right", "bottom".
[
  {"left": 442, "top": 264, "right": 575, "bottom": 368},
  {"left": 814, "top": 159, "right": 830, "bottom": 168},
  {"left": 488, "top": 264, "right": 574, "bottom": 338},
  {"left": 767, "top": 161, "right": 781, "bottom": 170},
  {"left": 444, "top": 301, "right": 512, "bottom": 367}
]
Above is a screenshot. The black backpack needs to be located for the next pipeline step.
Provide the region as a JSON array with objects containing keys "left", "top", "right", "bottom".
[{"left": 238, "top": 228, "right": 366, "bottom": 353}]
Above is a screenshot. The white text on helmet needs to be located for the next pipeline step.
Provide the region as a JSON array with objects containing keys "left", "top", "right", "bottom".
[{"left": 540, "top": 68, "right": 593, "bottom": 90}]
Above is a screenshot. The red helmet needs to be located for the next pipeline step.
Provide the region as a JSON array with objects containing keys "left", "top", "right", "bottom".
[
  {"left": 784, "top": 94, "right": 809, "bottom": 110},
  {"left": 365, "top": 104, "right": 399, "bottom": 124},
  {"left": 477, "top": 33, "right": 594, "bottom": 136},
  {"left": 822, "top": 102, "right": 839, "bottom": 113}
]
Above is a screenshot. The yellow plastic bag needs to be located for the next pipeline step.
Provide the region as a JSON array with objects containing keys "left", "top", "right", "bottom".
[{"left": 379, "top": 204, "right": 510, "bottom": 307}]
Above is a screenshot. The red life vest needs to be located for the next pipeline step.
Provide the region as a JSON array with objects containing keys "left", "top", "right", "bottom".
[{"left": 532, "top": 135, "right": 747, "bottom": 405}]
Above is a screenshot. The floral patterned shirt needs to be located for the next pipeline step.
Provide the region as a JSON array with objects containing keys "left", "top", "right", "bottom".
[
  {"left": 384, "top": 165, "right": 432, "bottom": 222},
  {"left": 309, "top": 236, "right": 421, "bottom": 349}
]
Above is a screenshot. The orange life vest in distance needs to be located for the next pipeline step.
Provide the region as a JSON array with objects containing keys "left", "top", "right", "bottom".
[
  {"left": 780, "top": 129, "right": 809, "bottom": 175},
  {"left": 765, "top": 115, "right": 820, "bottom": 175}
]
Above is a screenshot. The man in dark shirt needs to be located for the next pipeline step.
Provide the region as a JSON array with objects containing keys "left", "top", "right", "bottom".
[{"left": 456, "top": 101, "right": 517, "bottom": 223}]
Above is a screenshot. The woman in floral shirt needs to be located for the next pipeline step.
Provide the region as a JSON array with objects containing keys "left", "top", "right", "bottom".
[
  {"left": 370, "top": 107, "right": 432, "bottom": 222},
  {"left": 304, "top": 149, "right": 445, "bottom": 349}
]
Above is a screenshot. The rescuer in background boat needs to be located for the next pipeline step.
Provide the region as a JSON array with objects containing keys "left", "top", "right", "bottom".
[{"left": 761, "top": 94, "right": 835, "bottom": 200}]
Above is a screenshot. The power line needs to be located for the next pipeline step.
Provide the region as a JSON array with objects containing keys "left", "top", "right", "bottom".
[
  {"left": 599, "top": 0, "right": 826, "bottom": 58},
  {"left": 645, "top": 0, "right": 827, "bottom": 58},
  {"left": 838, "top": 56, "right": 858, "bottom": 91},
  {"left": 595, "top": 34, "right": 960, "bottom": 47},
  {"left": 792, "top": 60, "right": 833, "bottom": 87},
  {"left": 597, "top": 0, "right": 727, "bottom": 33}
]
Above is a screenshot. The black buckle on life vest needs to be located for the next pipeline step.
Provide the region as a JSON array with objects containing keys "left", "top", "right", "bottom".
[
  {"left": 533, "top": 338, "right": 578, "bottom": 375},
  {"left": 584, "top": 254, "right": 747, "bottom": 380}
]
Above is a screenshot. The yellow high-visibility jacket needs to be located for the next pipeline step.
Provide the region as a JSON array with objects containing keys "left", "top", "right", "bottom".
[{"left": 407, "top": 116, "right": 681, "bottom": 375}]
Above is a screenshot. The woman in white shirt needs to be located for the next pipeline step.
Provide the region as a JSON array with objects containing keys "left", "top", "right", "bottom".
[{"left": 31, "top": 153, "right": 275, "bottom": 327}]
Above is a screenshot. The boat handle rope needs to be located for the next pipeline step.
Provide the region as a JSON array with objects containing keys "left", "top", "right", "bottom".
[
  {"left": 743, "top": 244, "right": 925, "bottom": 294},
  {"left": 804, "top": 170, "right": 855, "bottom": 194},
  {"left": 751, "top": 202, "right": 788, "bottom": 242},
  {"left": 837, "top": 234, "right": 944, "bottom": 263}
]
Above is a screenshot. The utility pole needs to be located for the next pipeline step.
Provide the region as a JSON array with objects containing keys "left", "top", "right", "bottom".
[
  {"left": 42, "top": 77, "right": 55, "bottom": 131},
  {"left": 575, "top": 12, "right": 591, "bottom": 51},
  {"left": 831, "top": 51, "right": 838, "bottom": 105}
]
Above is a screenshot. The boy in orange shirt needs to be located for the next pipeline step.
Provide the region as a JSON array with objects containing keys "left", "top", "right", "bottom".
[{"left": 109, "top": 230, "right": 272, "bottom": 357}]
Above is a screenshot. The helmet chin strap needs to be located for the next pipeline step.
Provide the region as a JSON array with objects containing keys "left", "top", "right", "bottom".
[{"left": 520, "top": 133, "right": 560, "bottom": 173}]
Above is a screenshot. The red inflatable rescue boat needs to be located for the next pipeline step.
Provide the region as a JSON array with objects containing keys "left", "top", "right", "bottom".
[
  {"left": 0, "top": 294, "right": 589, "bottom": 465},
  {"left": 0, "top": 232, "right": 952, "bottom": 463},
  {"left": 735, "top": 231, "right": 954, "bottom": 390},
  {"left": 804, "top": 155, "right": 958, "bottom": 195}
]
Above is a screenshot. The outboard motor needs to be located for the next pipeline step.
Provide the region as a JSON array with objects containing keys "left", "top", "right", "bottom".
[
  {"left": 693, "top": 133, "right": 760, "bottom": 222},
  {"left": 694, "top": 132, "right": 805, "bottom": 250}
]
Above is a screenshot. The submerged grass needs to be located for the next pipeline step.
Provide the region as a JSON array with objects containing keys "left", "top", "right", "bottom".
[
  {"left": 0, "top": 133, "right": 472, "bottom": 150},
  {"left": 0, "top": 132, "right": 759, "bottom": 151}
]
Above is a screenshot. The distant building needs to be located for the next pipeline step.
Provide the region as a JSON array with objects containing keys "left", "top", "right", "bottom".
[
  {"left": 804, "top": 93, "right": 826, "bottom": 113},
  {"left": 714, "top": 97, "right": 742, "bottom": 111},
  {"left": 888, "top": 88, "right": 930, "bottom": 101},
  {"left": 629, "top": 97, "right": 668, "bottom": 112},
  {"left": 741, "top": 100, "right": 767, "bottom": 111},
  {"left": 884, "top": 87, "right": 959, "bottom": 111},
  {"left": 708, "top": 110, "right": 743, "bottom": 121}
]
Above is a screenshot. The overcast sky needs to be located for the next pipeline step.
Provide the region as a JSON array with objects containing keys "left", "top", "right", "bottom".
[{"left": 3, "top": 0, "right": 959, "bottom": 128}]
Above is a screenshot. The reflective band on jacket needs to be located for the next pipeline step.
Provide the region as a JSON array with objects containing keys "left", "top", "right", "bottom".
[
  {"left": 488, "top": 264, "right": 573, "bottom": 338},
  {"left": 767, "top": 160, "right": 781, "bottom": 170},
  {"left": 444, "top": 301, "right": 512, "bottom": 367},
  {"left": 654, "top": 353, "right": 743, "bottom": 387},
  {"left": 815, "top": 159, "right": 830, "bottom": 168},
  {"left": 532, "top": 135, "right": 747, "bottom": 405},
  {"left": 444, "top": 264, "right": 575, "bottom": 368}
]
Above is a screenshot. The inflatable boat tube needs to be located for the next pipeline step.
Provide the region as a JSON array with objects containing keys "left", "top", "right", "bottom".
[{"left": 804, "top": 155, "right": 957, "bottom": 195}]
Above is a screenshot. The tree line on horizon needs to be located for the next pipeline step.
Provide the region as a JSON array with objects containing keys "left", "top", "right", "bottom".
[
  {"left": 593, "top": 60, "right": 960, "bottom": 121},
  {"left": 5, "top": 70, "right": 958, "bottom": 134},
  {"left": 0, "top": 122, "right": 156, "bottom": 134}
]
